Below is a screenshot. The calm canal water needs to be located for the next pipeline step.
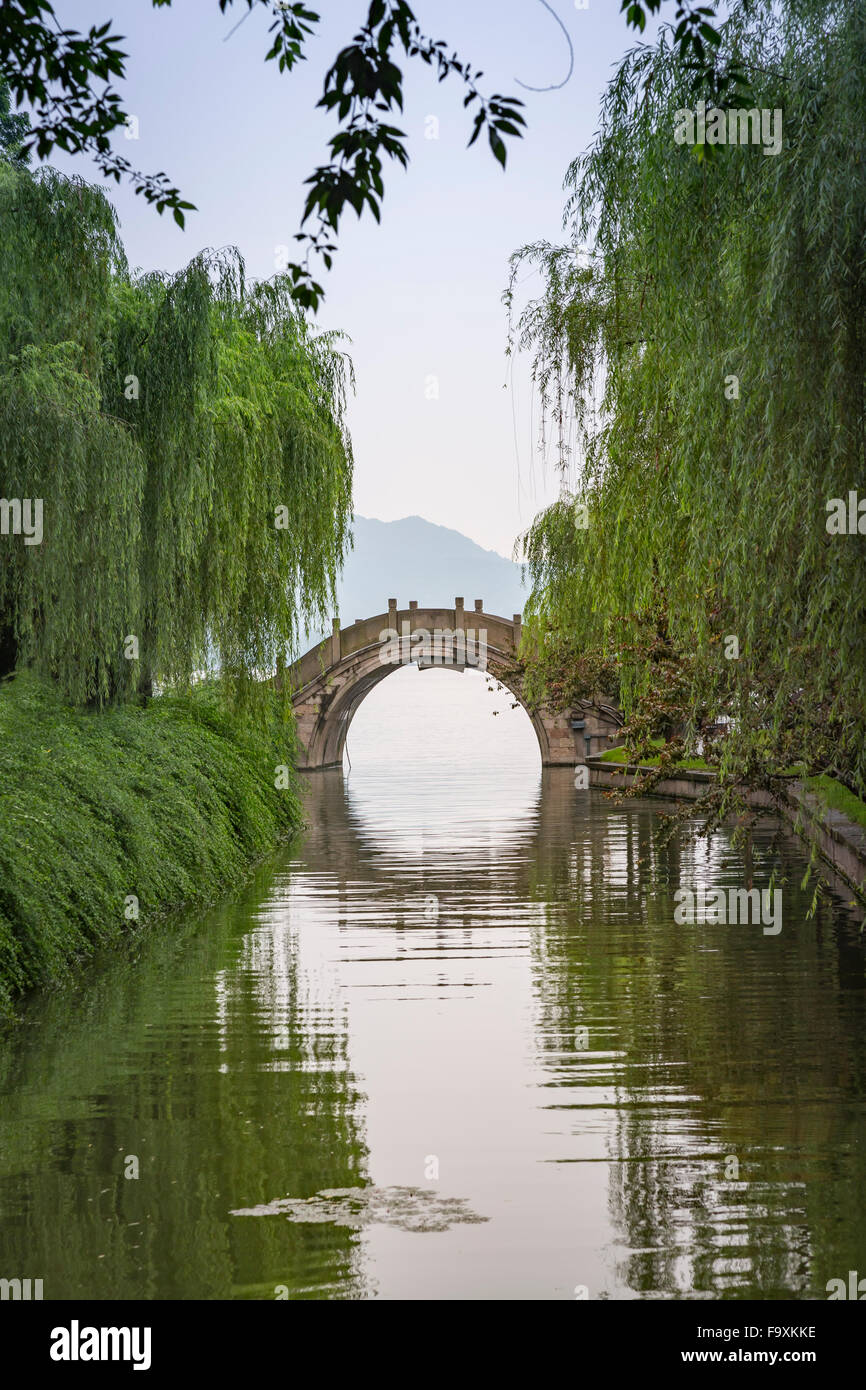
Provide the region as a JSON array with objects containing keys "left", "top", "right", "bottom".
[{"left": 1, "top": 667, "right": 865, "bottom": 1300}]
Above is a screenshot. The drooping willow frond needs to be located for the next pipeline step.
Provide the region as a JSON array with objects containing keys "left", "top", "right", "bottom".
[
  {"left": 0, "top": 165, "right": 354, "bottom": 709},
  {"left": 508, "top": 0, "right": 866, "bottom": 793}
]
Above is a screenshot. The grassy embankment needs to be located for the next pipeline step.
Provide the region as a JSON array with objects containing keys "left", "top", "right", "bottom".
[
  {"left": 599, "top": 743, "right": 710, "bottom": 770},
  {"left": 599, "top": 744, "right": 866, "bottom": 832},
  {"left": 0, "top": 671, "right": 302, "bottom": 1019}
]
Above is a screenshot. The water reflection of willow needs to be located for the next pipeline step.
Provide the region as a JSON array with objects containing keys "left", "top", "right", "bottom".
[
  {"left": 0, "top": 861, "right": 371, "bottom": 1300},
  {"left": 527, "top": 770, "right": 866, "bottom": 1298}
]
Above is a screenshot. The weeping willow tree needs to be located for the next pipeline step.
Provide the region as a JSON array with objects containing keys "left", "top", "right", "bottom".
[
  {"left": 0, "top": 161, "right": 353, "bottom": 707},
  {"left": 507, "top": 0, "right": 866, "bottom": 798}
]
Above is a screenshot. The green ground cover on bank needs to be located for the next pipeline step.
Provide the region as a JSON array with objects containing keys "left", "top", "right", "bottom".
[
  {"left": 804, "top": 776, "right": 866, "bottom": 835},
  {"left": 0, "top": 671, "right": 302, "bottom": 1019},
  {"left": 599, "top": 745, "right": 710, "bottom": 770},
  {"left": 599, "top": 747, "right": 866, "bottom": 835}
]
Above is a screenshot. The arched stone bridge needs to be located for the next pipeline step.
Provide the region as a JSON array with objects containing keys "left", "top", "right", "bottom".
[{"left": 286, "top": 598, "right": 622, "bottom": 770}]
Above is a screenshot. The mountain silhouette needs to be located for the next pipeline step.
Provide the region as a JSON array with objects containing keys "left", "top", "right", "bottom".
[{"left": 302, "top": 515, "right": 527, "bottom": 649}]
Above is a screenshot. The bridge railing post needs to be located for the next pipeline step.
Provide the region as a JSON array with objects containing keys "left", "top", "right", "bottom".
[{"left": 331, "top": 617, "right": 341, "bottom": 666}]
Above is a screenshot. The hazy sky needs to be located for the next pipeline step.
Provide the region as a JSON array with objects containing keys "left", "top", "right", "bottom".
[{"left": 45, "top": 1, "right": 653, "bottom": 557}]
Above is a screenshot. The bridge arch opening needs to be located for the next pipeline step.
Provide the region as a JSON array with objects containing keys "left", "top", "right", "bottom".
[{"left": 344, "top": 663, "right": 542, "bottom": 772}]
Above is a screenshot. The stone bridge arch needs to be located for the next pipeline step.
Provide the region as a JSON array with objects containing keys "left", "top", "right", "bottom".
[{"left": 286, "top": 598, "right": 621, "bottom": 770}]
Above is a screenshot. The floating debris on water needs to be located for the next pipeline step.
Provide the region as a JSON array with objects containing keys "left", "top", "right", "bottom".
[{"left": 231, "top": 1185, "right": 488, "bottom": 1233}]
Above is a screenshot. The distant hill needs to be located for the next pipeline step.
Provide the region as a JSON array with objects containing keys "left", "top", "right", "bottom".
[{"left": 303, "top": 515, "right": 527, "bottom": 648}]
